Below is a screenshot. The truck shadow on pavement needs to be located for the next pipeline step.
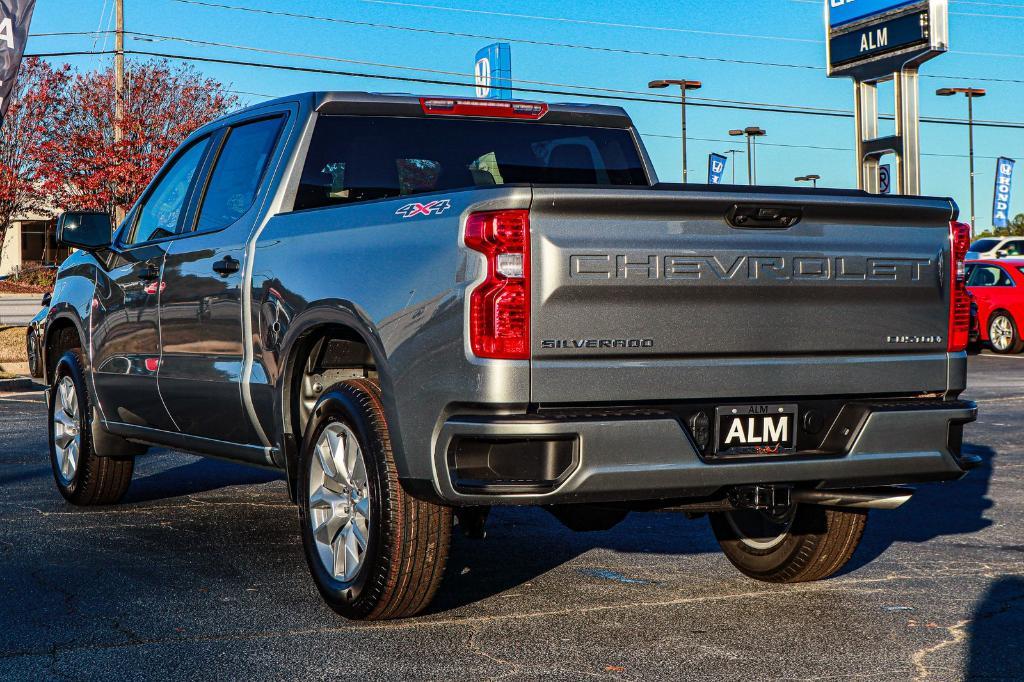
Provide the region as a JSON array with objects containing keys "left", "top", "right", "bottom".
[
  {"left": 840, "top": 441, "right": 996, "bottom": 574},
  {"left": 966, "top": 576, "right": 1024, "bottom": 679},
  {"left": 123, "top": 456, "right": 283, "bottom": 504},
  {"left": 432, "top": 442, "right": 997, "bottom": 613}
]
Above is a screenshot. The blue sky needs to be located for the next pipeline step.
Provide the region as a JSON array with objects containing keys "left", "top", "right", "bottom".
[{"left": 25, "top": 0, "right": 1024, "bottom": 228}]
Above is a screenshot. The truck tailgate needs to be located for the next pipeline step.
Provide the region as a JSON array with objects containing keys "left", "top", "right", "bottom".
[{"left": 529, "top": 186, "right": 958, "bottom": 404}]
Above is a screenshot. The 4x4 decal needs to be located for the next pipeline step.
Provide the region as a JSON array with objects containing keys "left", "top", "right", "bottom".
[{"left": 395, "top": 199, "right": 451, "bottom": 218}]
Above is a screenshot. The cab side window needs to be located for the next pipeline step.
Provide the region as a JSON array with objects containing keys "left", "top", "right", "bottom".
[
  {"left": 128, "top": 138, "right": 209, "bottom": 245},
  {"left": 1006, "top": 240, "right": 1024, "bottom": 256},
  {"left": 195, "top": 117, "right": 284, "bottom": 232}
]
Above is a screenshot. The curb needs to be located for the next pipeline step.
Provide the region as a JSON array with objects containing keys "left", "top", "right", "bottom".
[{"left": 0, "top": 377, "right": 38, "bottom": 391}]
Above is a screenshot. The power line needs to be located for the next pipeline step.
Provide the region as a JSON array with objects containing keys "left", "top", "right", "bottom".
[
  {"left": 358, "top": 0, "right": 822, "bottom": 44},
  {"left": 167, "top": 0, "right": 1024, "bottom": 86},
  {"left": 121, "top": 30, "right": 864, "bottom": 114},
  {"left": 73, "top": 48, "right": 1022, "bottom": 131}
]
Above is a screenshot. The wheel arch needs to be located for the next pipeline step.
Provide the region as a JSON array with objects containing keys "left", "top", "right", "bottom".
[
  {"left": 43, "top": 314, "right": 86, "bottom": 386},
  {"left": 276, "top": 304, "right": 397, "bottom": 501}
]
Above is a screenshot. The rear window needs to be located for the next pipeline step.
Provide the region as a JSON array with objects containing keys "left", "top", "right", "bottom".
[
  {"left": 969, "top": 238, "right": 999, "bottom": 252},
  {"left": 293, "top": 115, "right": 648, "bottom": 211}
]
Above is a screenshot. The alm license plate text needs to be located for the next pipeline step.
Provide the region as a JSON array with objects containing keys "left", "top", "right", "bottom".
[{"left": 715, "top": 404, "right": 797, "bottom": 456}]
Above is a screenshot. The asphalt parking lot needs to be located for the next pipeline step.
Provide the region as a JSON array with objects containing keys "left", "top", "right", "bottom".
[{"left": 1, "top": 353, "right": 1022, "bottom": 681}]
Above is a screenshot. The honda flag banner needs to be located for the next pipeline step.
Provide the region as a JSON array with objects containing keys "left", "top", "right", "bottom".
[
  {"left": 708, "top": 153, "right": 727, "bottom": 184},
  {"left": 0, "top": 0, "right": 36, "bottom": 123},
  {"left": 993, "top": 157, "right": 1016, "bottom": 230}
]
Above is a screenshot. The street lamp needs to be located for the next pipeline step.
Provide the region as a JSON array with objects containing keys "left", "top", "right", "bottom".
[
  {"left": 795, "top": 174, "right": 821, "bottom": 188},
  {"left": 936, "top": 87, "right": 986, "bottom": 235},
  {"left": 649, "top": 79, "right": 703, "bottom": 183},
  {"left": 729, "top": 127, "right": 766, "bottom": 185},
  {"left": 723, "top": 149, "right": 742, "bottom": 184}
]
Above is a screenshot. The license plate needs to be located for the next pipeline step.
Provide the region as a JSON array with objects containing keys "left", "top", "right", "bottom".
[{"left": 715, "top": 404, "right": 797, "bottom": 456}]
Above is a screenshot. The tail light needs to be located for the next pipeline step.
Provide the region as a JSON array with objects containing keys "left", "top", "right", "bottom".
[
  {"left": 420, "top": 98, "right": 548, "bottom": 120},
  {"left": 947, "top": 220, "right": 971, "bottom": 352},
  {"left": 465, "top": 210, "right": 530, "bottom": 359}
]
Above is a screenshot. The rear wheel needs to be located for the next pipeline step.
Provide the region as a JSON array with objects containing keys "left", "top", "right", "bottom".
[
  {"left": 48, "top": 351, "right": 134, "bottom": 505},
  {"left": 297, "top": 378, "right": 452, "bottom": 619},
  {"left": 989, "top": 312, "right": 1024, "bottom": 354},
  {"left": 709, "top": 504, "right": 867, "bottom": 582}
]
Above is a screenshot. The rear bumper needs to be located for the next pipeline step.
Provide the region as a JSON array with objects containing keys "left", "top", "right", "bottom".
[{"left": 430, "top": 400, "right": 977, "bottom": 506}]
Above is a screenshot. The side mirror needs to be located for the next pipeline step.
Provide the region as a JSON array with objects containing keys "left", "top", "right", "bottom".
[
  {"left": 56, "top": 211, "right": 112, "bottom": 252},
  {"left": 41, "top": 292, "right": 51, "bottom": 307},
  {"left": 995, "top": 249, "right": 1009, "bottom": 258}
]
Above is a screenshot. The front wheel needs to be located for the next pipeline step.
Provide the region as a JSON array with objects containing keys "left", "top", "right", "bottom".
[
  {"left": 989, "top": 312, "right": 1024, "bottom": 354},
  {"left": 48, "top": 351, "right": 134, "bottom": 505},
  {"left": 297, "top": 378, "right": 452, "bottom": 620},
  {"left": 709, "top": 504, "right": 866, "bottom": 583}
]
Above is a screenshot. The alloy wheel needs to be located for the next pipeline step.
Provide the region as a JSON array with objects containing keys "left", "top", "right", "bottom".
[
  {"left": 52, "top": 376, "right": 81, "bottom": 485},
  {"left": 724, "top": 505, "right": 797, "bottom": 551},
  {"left": 990, "top": 315, "right": 1015, "bottom": 352},
  {"left": 308, "top": 421, "right": 371, "bottom": 582}
]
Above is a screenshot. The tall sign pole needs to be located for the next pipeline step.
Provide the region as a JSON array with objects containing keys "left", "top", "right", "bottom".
[
  {"left": 0, "top": 0, "right": 36, "bottom": 124},
  {"left": 826, "top": 0, "right": 949, "bottom": 195}
]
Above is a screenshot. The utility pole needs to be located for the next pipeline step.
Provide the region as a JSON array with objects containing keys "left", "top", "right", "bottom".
[
  {"left": 936, "top": 87, "right": 986, "bottom": 237},
  {"left": 648, "top": 79, "right": 702, "bottom": 183},
  {"left": 114, "top": 0, "right": 125, "bottom": 225}
]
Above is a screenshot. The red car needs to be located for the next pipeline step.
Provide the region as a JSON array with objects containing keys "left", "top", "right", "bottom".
[{"left": 967, "top": 258, "right": 1024, "bottom": 353}]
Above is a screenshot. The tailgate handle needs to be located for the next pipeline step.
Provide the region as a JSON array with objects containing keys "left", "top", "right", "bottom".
[{"left": 728, "top": 205, "right": 802, "bottom": 229}]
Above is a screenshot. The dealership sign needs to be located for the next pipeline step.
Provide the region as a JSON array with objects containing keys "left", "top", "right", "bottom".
[
  {"left": 828, "top": 0, "right": 918, "bottom": 27},
  {"left": 993, "top": 157, "right": 1016, "bottom": 229},
  {"left": 474, "top": 43, "right": 512, "bottom": 100},
  {"left": 826, "top": 0, "right": 947, "bottom": 78},
  {"left": 0, "top": 0, "right": 36, "bottom": 123}
]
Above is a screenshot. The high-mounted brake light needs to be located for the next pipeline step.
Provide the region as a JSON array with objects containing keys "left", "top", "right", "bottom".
[
  {"left": 465, "top": 210, "right": 530, "bottom": 360},
  {"left": 947, "top": 220, "right": 972, "bottom": 352},
  {"left": 420, "top": 98, "right": 548, "bottom": 120}
]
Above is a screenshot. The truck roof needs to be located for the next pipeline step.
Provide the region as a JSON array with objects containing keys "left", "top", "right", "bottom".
[{"left": 231, "top": 91, "right": 635, "bottom": 128}]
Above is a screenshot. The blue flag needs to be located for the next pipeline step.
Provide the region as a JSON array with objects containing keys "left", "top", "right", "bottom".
[
  {"left": 993, "top": 157, "right": 1015, "bottom": 230},
  {"left": 708, "top": 153, "right": 727, "bottom": 184}
]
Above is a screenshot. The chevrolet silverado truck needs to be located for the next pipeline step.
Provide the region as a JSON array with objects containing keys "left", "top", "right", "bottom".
[{"left": 44, "top": 92, "right": 978, "bottom": 620}]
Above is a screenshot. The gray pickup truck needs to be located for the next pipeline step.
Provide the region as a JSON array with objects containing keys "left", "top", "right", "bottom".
[{"left": 44, "top": 92, "right": 977, "bottom": 620}]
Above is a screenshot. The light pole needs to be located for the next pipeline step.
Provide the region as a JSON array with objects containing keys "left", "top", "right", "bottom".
[
  {"left": 729, "top": 127, "right": 766, "bottom": 185},
  {"left": 723, "top": 149, "right": 741, "bottom": 184},
  {"left": 649, "top": 79, "right": 703, "bottom": 183},
  {"left": 795, "top": 174, "right": 821, "bottom": 188},
  {"left": 936, "top": 87, "right": 986, "bottom": 235}
]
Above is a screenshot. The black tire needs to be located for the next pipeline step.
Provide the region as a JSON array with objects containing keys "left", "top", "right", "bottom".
[
  {"left": 988, "top": 311, "right": 1024, "bottom": 354},
  {"left": 27, "top": 330, "right": 41, "bottom": 378},
  {"left": 297, "top": 378, "right": 452, "bottom": 620},
  {"left": 709, "top": 504, "right": 867, "bottom": 583},
  {"left": 48, "top": 351, "right": 134, "bottom": 505}
]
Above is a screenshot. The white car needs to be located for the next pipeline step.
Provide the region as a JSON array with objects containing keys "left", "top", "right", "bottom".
[{"left": 968, "top": 236, "right": 1024, "bottom": 259}]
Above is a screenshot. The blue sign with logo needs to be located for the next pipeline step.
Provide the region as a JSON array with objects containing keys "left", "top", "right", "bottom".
[
  {"left": 993, "top": 157, "right": 1016, "bottom": 229},
  {"left": 828, "top": 0, "right": 918, "bottom": 28},
  {"left": 708, "top": 153, "right": 727, "bottom": 184},
  {"left": 474, "top": 43, "right": 512, "bottom": 100}
]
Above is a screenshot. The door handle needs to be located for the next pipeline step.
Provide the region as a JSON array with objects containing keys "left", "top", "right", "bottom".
[
  {"left": 212, "top": 255, "right": 240, "bottom": 277},
  {"left": 133, "top": 263, "right": 160, "bottom": 281}
]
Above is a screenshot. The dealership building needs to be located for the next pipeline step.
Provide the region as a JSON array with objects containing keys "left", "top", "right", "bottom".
[{"left": 0, "top": 211, "right": 69, "bottom": 277}]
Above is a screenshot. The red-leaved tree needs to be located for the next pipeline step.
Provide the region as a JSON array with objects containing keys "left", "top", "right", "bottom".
[
  {"left": 37, "top": 59, "right": 237, "bottom": 218},
  {"left": 0, "top": 58, "right": 72, "bottom": 265}
]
